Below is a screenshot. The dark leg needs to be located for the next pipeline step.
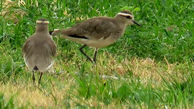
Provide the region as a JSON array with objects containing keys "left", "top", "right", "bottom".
[
  {"left": 38, "top": 72, "right": 43, "bottom": 84},
  {"left": 32, "top": 70, "right": 35, "bottom": 84},
  {"left": 93, "top": 48, "right": 98, "bottom": 63},
  {"left": 79, "top": 45, "right": 93, "bottom": 63}
]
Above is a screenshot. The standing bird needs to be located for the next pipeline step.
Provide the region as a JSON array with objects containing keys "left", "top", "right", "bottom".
[
  {"left": 52, "top": 10, "right": 140, "bottom": 63},
  {"left": 22, "top": 19, "right": 56, "bottom": 84}
]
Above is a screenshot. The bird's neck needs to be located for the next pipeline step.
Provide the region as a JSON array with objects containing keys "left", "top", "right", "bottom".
[
  {"left": 113, "top": 17, "right": 127, "bottom": 33},
  {"left": 114, "top": 16, "right": 128, "bottom": 28},
  {"left": 35, "top": 25, "right": 49, "bottom": 34},
  {"left": 115, "top": 15, "right": 127, "bottom": 23}
]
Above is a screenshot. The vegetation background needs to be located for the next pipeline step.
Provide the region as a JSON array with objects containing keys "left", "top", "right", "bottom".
[{"left": 0, "top": 0, "right": 193, "bottom": 108}]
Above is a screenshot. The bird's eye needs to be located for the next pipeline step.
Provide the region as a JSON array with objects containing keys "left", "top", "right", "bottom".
[{"left": 126, "top": 16, "right": 132, "bottom": 19}]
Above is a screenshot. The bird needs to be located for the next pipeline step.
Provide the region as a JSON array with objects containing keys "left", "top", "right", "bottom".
[
  {"left": 52, "top": 10, "right": 140, "bottom": 63},
  {"left": 22, "top": 19, "right": 56, "bottom": 84}
]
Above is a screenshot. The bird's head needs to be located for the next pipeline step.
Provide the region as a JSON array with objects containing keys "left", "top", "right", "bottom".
[
  {"left": 36, "top": 19, "right": 49, "bottom": 32},
  {"left": 36, "top": 19, "right": 49, "bottom": 25},
  {"left": 116, "top": 10, "right": 141, "bottom": 26}
]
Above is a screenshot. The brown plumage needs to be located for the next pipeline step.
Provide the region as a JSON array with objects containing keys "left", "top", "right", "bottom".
[
  {"left": 22, "top": 19, "right": 56, "bottom": 84},
  {"left": 52, "top": 10, "right": 140, "bottom": 63}
]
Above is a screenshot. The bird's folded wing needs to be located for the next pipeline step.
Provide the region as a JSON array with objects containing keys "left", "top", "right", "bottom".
[
  {"left": 46, "top": 39, "right": 57, "bottom": 57},
  {"left": 60, "top": 18, "right": 117, "bottom": 40},
  {"left": 22, "top": 37, "right": 33, "bottom": 55}
]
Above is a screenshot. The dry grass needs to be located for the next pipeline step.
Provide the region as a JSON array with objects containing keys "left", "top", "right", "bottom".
[
  {"left": 95, "top": 54, "right": 192, "bottom": 87},
  {"left": 1, "top": 55, "right": 192, "bottom": 108},
  {"left": 1, "top": 0, "right": 26, "bottom": 23},
  {"left": 0, "top": 82, "right": 54, "bottom": 108}
]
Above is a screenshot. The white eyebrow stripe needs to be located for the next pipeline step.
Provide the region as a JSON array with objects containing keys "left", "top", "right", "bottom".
[
  {"left": 36, "top": 20, "right": 49, "bottom": 24},
  {"left": 117, "top": 13, "right": 133, "bottom": 17}
]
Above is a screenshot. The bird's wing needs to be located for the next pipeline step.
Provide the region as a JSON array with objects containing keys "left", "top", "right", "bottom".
[
  {"left": 45, "top": 38, "right": 57, "bottom": 57},
  {"left": 61, "top": 17, "right": 118, "bottom": 40},
  {"left": 22, "top": 37, "right": 34, "bottom": 55}
]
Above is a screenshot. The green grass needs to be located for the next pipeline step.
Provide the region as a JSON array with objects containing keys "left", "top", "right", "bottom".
[{"left": 0, "top": 0, "right": 193, "bottom": 108}]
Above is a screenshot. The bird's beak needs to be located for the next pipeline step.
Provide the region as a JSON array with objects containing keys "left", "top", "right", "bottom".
[{"left": 132, "top": 20, "right": 141, "bottom": 26}]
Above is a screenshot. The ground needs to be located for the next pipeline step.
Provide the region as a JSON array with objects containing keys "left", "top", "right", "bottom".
[{"left": 0, "top": 0, "right": 193, "bottom": 108}]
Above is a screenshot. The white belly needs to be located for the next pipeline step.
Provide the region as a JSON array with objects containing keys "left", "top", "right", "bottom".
[
  {"left": 65, "top": 36, "right": 116, "bottom": 48},
  {"left": 84, "top": 37, "right": 116, "bottom": 48}
]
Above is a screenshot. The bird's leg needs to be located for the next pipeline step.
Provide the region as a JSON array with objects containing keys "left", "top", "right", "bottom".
[
  {"left": 32, "top": 70, "right": 35, "bottom": 84},
  {"left": 79, "top": 45, "right": 93, "bottom": 63},
  {"left": 38, "top": 72, "right": 43, "bottom": 85},
  {"left": 93, "top": 48, "right": 98, "bottom": 63}
]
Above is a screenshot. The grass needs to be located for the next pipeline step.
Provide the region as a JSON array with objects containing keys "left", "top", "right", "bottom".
[{"left": 0, "top": 0, "right": 193, "bottom": 108}]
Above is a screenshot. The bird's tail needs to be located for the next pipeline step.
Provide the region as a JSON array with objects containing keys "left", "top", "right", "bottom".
[
  {"left": 33, "top": 66, "right": 39, "bottom": 71},
  {"left": 50, "top": 29, "right": 61, "bottom": 36}
]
